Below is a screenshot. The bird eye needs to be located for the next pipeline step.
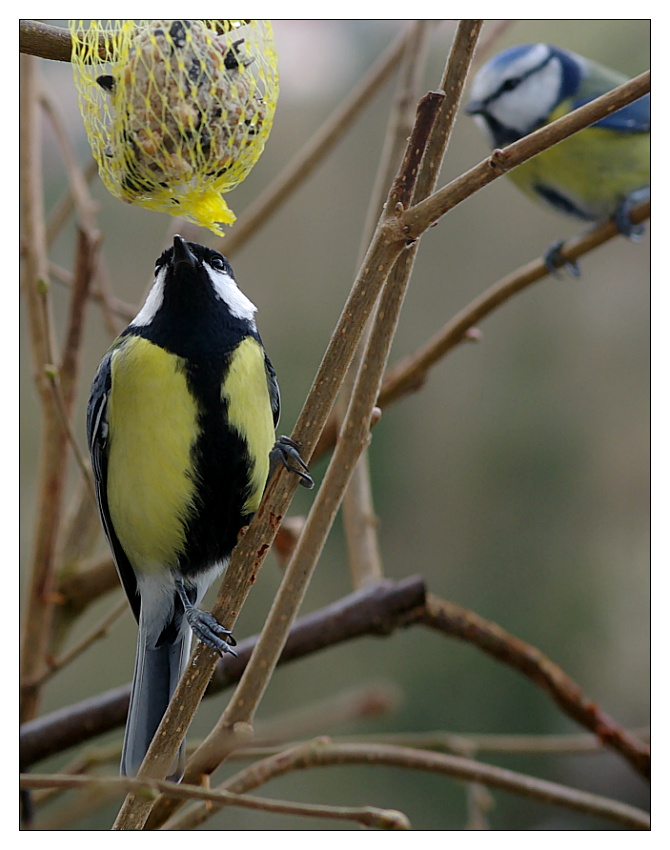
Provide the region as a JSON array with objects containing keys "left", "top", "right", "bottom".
[
  {"left": 209, "top": 255, "right": 226, "bottom": 271},
  {"left": 500, "top": 76, "right": 521, "bottom": 93}
]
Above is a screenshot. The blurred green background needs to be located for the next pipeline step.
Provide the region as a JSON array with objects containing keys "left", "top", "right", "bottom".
[{"left": 20, "top": 20, "right": 650, "bottom": 830}]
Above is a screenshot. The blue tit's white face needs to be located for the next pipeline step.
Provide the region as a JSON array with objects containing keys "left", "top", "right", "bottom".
[{"left": 468, "top": 44, "right": 582, "bottom": 143}]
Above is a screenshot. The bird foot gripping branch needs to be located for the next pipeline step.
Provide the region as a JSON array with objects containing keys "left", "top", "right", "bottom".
[
  {"left": 174, "top": 578, "right": 237, "bottom": 657},
  {"left": 270, "top": 435, "right": 315, "bottom": 490}
]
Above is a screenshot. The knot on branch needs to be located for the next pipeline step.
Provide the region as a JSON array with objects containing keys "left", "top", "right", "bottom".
[{"left": 488, "top": 148, "right": 511, "bottom": 173}]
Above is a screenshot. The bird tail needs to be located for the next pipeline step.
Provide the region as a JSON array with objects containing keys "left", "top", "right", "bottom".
[{"left": 120, "top": 620, "right": 191, "bottom": 781}]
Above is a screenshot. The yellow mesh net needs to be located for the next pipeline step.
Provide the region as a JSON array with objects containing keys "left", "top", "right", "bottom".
[{"left": 69, "top": 20, "right": 279, "bottom": 235}]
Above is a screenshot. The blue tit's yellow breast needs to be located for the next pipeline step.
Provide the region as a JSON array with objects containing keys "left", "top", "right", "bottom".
[
  {"left": 107, "top": 335, "right": 200, "bottom": 573},
  {"left": 222, "top": 336, "right": 275, "bottom": 514},
  {"left": 508, "top": 102, "right": 650, "bottom": 220}
]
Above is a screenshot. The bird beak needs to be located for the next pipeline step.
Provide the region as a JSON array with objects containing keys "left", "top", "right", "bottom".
[
  {"left": 465, "top": 100, "right": 483, "bottom": 116},
  {"left": 172, "top": 235, "right": 197, "bottom": 269}
]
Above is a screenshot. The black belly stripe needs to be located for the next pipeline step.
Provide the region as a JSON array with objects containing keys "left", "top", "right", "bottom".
[{"left": 171, "top": 351, "right": 254, "bottom": 577}]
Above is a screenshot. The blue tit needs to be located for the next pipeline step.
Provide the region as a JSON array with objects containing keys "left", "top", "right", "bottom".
[
  {"left": 87, "top": 235, "right": 312, "bottom": 780},
  {"left": 466, "top": 43, "right": 650, "bottom": 237}
]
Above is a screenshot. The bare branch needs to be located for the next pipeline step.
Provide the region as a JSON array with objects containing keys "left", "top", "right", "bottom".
[
  {"left": 19, "top": 20, "right": 77, "bottom": 63},
  {"left": 19, "top": 577, "right": 426, "bottom": 769},
  {"left": 24, "top": 599, "right": 128, "bottom": 690},
  {"left": 19, "top": 54, "right": 67, "bottom": 723},
  {"left": 162, "top": 739, "right": 650, "bottom": 831},
  {"left": 341, "top": 21, "right": 432, "bottom": 589},
  {"left": 21, "top": 772, "right": 411, "bottom": 830},
  {"left": 418, "top": 593, "right": 651, "bottom": 779},
  {"left": 313, "top": 199, "right": 651, "bottom": 456},
  {"left": 380, "top": 201, "right": 651, "bottom": 407}
]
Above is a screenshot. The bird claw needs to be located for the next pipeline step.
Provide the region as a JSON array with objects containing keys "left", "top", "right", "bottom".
[
  {"left": 614, "top": 188, "right": 649, "bottom": 241},
  {"left": 270, "top": 436, "right": 314, "bottom": 489},
  {"left": 186, "top": 608, "right": 238, "bottom": 656},
  {"left": 544, "top": 240, "right": 581, "bottom": 278},
  {"left": 175, "top": 578, "right": 237, "bottom": 656}
]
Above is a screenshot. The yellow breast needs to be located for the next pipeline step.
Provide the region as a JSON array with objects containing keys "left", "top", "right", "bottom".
[
  {"left": 222, "top": 336, "right": 275, "bottom": 514},
  {"left": 107, "top": 335, "right": 199, "bottom": 573}
]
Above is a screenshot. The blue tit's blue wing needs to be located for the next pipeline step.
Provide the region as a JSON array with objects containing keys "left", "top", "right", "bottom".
[
  {"left": 87, "top": 350, "right": 141, "bottom": 622},
  {"left": 580, "top": 92, "right": 650, "bottom": 133},
  {"left": 599, "top": 93, "right": 649, "bottom": 133},
  {"left": 568, "top": 55, "right": 650, "bottom": 134}
]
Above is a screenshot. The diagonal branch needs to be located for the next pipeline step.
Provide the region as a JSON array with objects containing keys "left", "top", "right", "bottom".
[
  {"left": 418, "top": 593, "right": 650, "bottom": 779},
  {"left": 380, "top": 201, "right": 651, "bottom": 407},
  {"left": 401, "top": 71, "right": 650, "bottom": 239},
  {"left": 340, "top": 21, "right": 432, "bottom": 589},
  {"left": 313, "top": 198, "right": 650, "bottom": 457},
  {"left": 20, "top": 577, "right": 426, "bottom": 769}
]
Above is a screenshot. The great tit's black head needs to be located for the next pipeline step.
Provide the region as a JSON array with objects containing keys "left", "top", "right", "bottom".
[
  {"left": 155, "top": 235, "right": 235, "bottom": 281},
  {"left": 130, "top": 235, "right": 257, "bottom": 331}
]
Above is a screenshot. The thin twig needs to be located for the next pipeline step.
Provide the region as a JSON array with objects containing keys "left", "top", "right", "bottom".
[
  {"left": 400, "top": 71, "right": 651, "bottom": 239},
  {"left": 161, "top": 739, "right": 651, "bottom": 832},
  {"left": 46, "top": 159, "right": 100, "bottom": 246},
  {"left": 19, "top": 54, "right": 68, "bottom": 724},
  {"left": 49, "top": 227, "right": 99, "bottom": 495},
  {"left": 340, "top": 20, "right": 432, "bottom": 589},
  {"left": 223, "top": 726, "right": 651, "bottom": 760},
  {"left": 42, "top": 366, "right": 95, "bottom": 497},
  {"left": 39, "top": 91, "right": 99, "bottom": 240},
  {"left": 339, "top": 20, "right": 483, "bottom": 590},
  {"left": 250, "top": 682, "right": 402, "bottom": 747},
  {"left": 314, "top": 199, "right": 651, "bottom": 456},
  {"left": 56, "top": 555, "right": 120, "bottom": 617},
  {"left": 380, "top": 206, "right": 651, "bottom": 407},
  {"left": 472, "top": 20, "right": 515, "bottom": 64},
  {"left": 20, "top": 772, "right": 410, "bottom": 831}
]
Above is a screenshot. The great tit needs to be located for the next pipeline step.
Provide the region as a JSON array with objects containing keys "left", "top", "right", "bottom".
[
  {"left": 466, "top": 43, "right": 650, "bottom": 242},
  {"left": 87, "top": 235, "right": 312, "bottom": 779}
]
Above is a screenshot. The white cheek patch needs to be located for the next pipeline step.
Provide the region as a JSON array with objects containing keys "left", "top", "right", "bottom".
[
  {"left": 131, "top": 268, "right": 167, "bottom": 328},
  {"left": 491, "top": 57, "right": 562, "bottom": 136},
  {"left": 206, "top": 266, "right": 258, "bottom": 324}
]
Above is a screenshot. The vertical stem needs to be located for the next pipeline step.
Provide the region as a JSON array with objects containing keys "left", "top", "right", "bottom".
[
  {"left": 19, "top": 55, "right": 67, "bottom": 721},
  {"left": 341, "top": 20, "right": 432, "bottom": 589}
]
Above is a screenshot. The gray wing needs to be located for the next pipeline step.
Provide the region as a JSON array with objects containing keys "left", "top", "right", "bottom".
[
  {"left": 87, "top": 351, "right": 141, "bottom": 622},
  {"left": 263, "top": 351, "right": 281, "bottom": 428}
]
